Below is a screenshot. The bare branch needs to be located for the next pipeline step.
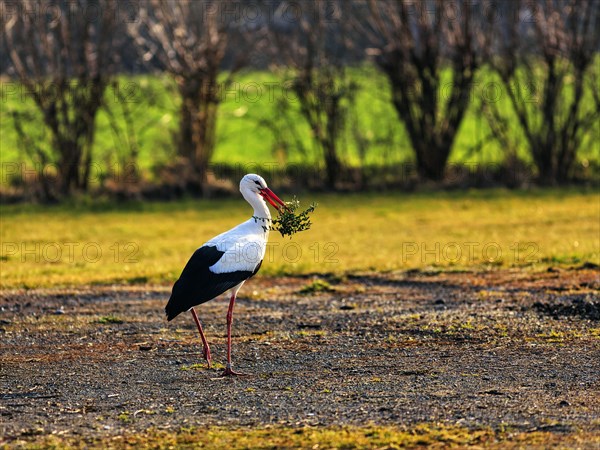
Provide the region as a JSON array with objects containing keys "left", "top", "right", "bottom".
[
  {"left": 1, "top": 0, "right": 119, "bottom": 198},
  {"left": 127, "top": 0, "right": 264, "bottom": 189},
  {"left": 355, "top": 0, "right": 484, "bottom": 180}
]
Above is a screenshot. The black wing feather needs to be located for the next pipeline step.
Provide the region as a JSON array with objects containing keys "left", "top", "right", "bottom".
[{"left": 165, "top": 245, "right": 260, "bottom": 321}]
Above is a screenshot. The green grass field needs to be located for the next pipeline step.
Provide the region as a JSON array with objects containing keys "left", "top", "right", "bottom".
[
  {"left": 1, "top": 64, "right": 598, "bottom": 185},
  {"left": 1, "top": 189, "right": 598, "bottom": 289}
]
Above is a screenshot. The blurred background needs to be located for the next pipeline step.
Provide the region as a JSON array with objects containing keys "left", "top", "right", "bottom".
[
  {"left": 0, "top": 1, "right": 598, "bottom": 287},
  {"left": 0, "top": 0, "right": 598, "bottom": 202}
]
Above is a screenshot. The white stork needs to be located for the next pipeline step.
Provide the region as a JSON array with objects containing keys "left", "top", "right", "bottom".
[{"left": 165, "top": 174, "right": 286, "bottom": 376}]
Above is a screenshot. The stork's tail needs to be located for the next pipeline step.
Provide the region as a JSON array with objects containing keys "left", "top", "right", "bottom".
[{"left": 165, "top": 295, "right": 181, "bottom": 321}]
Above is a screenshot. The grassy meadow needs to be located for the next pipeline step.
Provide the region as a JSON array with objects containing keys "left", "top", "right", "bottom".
[
  {"left": 1, "top": 65, "right": 599, "bottom": 186},
  {"left": 1, "top": 189, "right": 598, "bottom": 289}
]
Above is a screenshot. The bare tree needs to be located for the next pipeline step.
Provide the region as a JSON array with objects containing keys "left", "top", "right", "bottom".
[
  {"left": 484, "top": 0, "right": 600, "bottom": 184},
  {"left": 269, "top": 0, "right": 357, "bottom": 189},
  {"left": 1, "top": 0, "right": 119, "bottom": 197},
  {"left": 128, "top": 0, "right": 262, "bottom": 190},
  {"left": 355, "top": 0, "right": 485, "bottom": 181}
]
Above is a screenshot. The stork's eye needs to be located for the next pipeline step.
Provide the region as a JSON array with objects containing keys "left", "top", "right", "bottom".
[{"left": 254, "top": 180, "right": 261, "bottom": 186}]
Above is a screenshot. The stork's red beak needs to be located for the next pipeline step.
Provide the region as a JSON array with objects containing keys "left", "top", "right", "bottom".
[{"left": 260, "top": 188, "right": 287, "bottom": 211}]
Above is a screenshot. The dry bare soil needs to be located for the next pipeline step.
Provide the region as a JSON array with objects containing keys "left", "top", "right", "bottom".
[{"left": 1, "top": 268, "right": 599, "bottom": 448}]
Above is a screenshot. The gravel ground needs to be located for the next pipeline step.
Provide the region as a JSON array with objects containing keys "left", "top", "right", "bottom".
[{"left": 1, "top": 268, "right": 599, "bottom": 444}]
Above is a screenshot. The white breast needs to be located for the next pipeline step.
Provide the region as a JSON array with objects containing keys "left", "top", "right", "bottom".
[{"left": 206, "top": 218, "right": 269, "bottom": 274}]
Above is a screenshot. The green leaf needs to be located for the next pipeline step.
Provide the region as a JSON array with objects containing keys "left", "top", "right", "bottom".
[{"left": 271, "top": 197, "right": 317, "bottom": 238}]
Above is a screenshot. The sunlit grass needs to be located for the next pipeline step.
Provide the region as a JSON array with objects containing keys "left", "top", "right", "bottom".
[
  {"left": 10, "top": 424, "right": 600, "bottom": 449},
  {"left": 0, "top": 189, "right": 598, "bottom": 289}
]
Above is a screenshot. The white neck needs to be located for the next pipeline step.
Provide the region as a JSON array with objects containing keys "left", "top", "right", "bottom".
[{"left": 242, "top": 189, "right": 271, "bottom": 220}]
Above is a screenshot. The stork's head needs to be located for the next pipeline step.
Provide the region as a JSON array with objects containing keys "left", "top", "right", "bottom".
[{"left": 240, "top": 174, "right": 286, "bottom": 212}]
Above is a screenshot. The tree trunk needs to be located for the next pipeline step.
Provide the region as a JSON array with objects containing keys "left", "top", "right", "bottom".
[
  {"left": 323, "top": 140, "right": 341, "bottom": 189},
  {"left": 177, "top": 79, "right": 200, "bottom": 163},
  {"left": 388, "top": 77, "right": 460, "bottom": 182},
  {"left": 557, "top": 142, "right": 576, "bottom": 183},
  {"left": 177, "top": 77, "right": 219, "bottom": 192},
  {"left": 414, "top": 141, "right": 452, "bottom": 182},
  {"left": 323, "top": 92, "right": 342, "bottom": 189},
  {"left": 192, "top": 95, "right": 218, "bottom": 189},
  {"left": 58, "top": 141, "right": 82, "bottom": 196},
  {"left": 532, "top": 139, "right": 557, "bottom": 186}
]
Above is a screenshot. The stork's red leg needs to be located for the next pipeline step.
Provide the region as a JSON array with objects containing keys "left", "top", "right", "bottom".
[
  {"left": 222, "top": 292, "right": 246, "bottom": 376},
  {"left": 190, "top": 308, "right": 211, "bottom": 368}
]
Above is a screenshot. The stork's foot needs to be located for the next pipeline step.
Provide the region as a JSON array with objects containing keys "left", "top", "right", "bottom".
[{"left": 220, "top": 365, "right": 248, "bottom": 377}]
